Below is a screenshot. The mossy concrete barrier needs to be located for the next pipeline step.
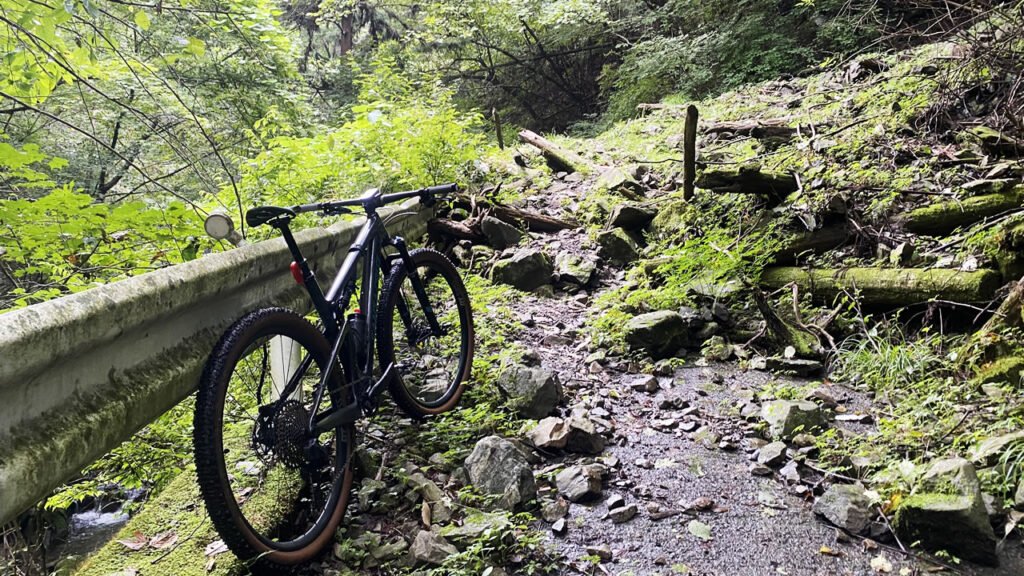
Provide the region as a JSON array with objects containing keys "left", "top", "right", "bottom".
[
  {"left": 760, "top": 267, "right": 1002, "bottom": 308},
  {"left": 0, "top": 198, "right": 432, "bottom": 525}
]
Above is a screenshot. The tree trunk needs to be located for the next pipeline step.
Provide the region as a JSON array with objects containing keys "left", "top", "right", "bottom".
[
  {"left": 682, "top": 105, "right": 698, "bottom": 201},
  {"left": 902, "top": 189, "right": 1024, "bottom": 236},
  {"left": 518, "top": 129, "right": 590, "bottom": 173},
  {"left": 760, "top": 267, "right": 1002, "bottom": 307}
]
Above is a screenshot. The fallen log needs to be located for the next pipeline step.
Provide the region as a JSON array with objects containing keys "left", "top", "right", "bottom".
[
  {"left": 489, "top": 204, "right": 577, "bottom": 232},
  {"left": 518, "top": 130, "right": 590, "bottom": 174},
  {"left": 703, "top": 120, "right": 799, "bottom": 143},
  {"left": 696, "top": 164, "right": 798, "bottom": 197},
  {"left": 903, "top": 188, "right": 1024, "bottom": 236},
  {"left": 770, "top": 225, "right": 850, "bottom": 265},
  {"left": 969, "top": 126, "right": 1024, "bottom": 157},
  {"left": 760, "top": 267, "right": 1002, "bottom": 308},
  {"left": 427, "top": 218, "right": 485, "bottom": 243}
]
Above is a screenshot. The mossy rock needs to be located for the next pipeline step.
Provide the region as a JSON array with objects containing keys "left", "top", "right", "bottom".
[
  {"left": 972, "top": 356, "right": 1024, "bottom": 388},
  {"left": 649, "top": 199, "right": 690, "bottom": 239}
]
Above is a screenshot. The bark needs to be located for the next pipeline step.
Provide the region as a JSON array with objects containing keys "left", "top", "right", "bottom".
[
  {"left": 427, "top": 219, "right": 485, "bottom": 243},
  {"left": 682, "top": 105, "right": 698, "bottom": 201},
  {"left": 770, "top": 225, "right": 851, "bottom": 265},
  {"left": 489, "top": 204, "right": 577, "bottom": 232},
  {"left": 751, "top": 287, "right": 823, "bottom": 359},
  {"left": 760, "top": 267, "right": 1002, "bottom": 307},
  {"left": 902, "top": 189, "right": 1024, "bottom": 236},
  {"left": 518, "top": 129, "right": 590, "bottom": 173}
]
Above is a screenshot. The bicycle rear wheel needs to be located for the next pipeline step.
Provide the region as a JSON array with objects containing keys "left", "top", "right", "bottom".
[
  {"left": 194, "top": 308, "right": 354, "bottom": 573},
  {"left": 377, "top": 248, "right": 474, "bottom": 417}
]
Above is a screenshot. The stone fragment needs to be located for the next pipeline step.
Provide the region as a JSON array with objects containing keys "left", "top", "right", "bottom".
[
  {"left": 608, "top": 504, "right": 638, "bottom": 523},
  {"left": 564, "top": 417, "right": 607, "bottom": 455},
  {"left": 757, "top": 441, "right": 788, "bottom": 467},
  {"left": 496, "top": 365, "right": 563, "bottom": 419},
  {"left": 464, "top": 436, "right": 538, "bottom": 510},
  {"left": 490, "top": 249, "right": 552, "bottom": 291},
  {"left": 765, "top": 357, "right": 824, "bottom": 376},
  {"left": 556, "top": 464, "right": 603, "bottom": 502},
  {"left": 528, "top": 417, "right": 570, "bottom": 450},
  {"left": 409, "top": 530, "right": 457, "bottom": 566},
  {"left": 554, "top": 252, "right": 597, "bottom": 285},
  {"left": 894, "top": 458, "right": 997, "bottom": 565},
  {"left": 607, "top": 202, "right": 657, "bottom": 230},
  {"left": 542, "top": 497, "right": 569, "bottom": 522},
  {"left": 624, "top": 310, "right": 690, "bottom": 359},
  {"left": 480, "top": 216, "right": 524, "bottom": 249},
  {"left": 813, "top": 484, "right": 873, "bottom": 534},
  {"left": 596, "top": 166, "right": 644, "bottom": 196},
  {"left": 439, "top": 511, "right": 511, "bottom": 543},
  {"left": 628, "top": 374, "right": 659, "bottom": 393},
  {"left": 596, "top": 228, "right": 640, "bottom": 266},
  {"left": 586, "top": 544, "right": 613, "bottom": 562},
  {"left": 761, "top": 400, "right": 825, "bottom": 439}
]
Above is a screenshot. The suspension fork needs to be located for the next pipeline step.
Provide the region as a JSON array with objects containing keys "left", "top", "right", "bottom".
[{"left": 392, "top": 236, "right": 443, "bottom": 335}]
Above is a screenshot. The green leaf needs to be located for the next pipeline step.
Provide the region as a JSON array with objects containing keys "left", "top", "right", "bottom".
[
  {"left": 134, "top": 10, "right": 151, "bottom": 31},
  {"left": 687, "top": 519, "right": 712, "bottom": 541},
  {"left": 185, "top": 37, "right": 205, "bottom": 57}
]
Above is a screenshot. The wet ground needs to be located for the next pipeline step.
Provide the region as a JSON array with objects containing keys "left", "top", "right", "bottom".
[{"left": 501, "top": 179, "right": 1024, "bottom": 576}]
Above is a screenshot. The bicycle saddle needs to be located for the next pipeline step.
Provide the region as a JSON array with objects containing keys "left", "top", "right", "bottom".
[{"left": 246, "top": 206, "right": 296, "bottom": 228}]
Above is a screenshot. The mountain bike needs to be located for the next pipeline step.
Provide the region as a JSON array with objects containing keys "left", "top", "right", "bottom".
[{"left": 193, "top": 184, "right": 474, "bottom": 573}]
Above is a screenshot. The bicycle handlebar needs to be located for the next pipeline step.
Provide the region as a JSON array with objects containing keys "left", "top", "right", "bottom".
[{"left": 291, "top": 183, "right": 459, "bottom": 215}]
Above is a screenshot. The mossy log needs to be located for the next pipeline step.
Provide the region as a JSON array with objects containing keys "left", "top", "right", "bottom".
[
  {"left": 703, "top": 120, "right": 799, "bottom": 143},
  {"left": 969, "top": 126, "right": 1024, "bottom": 157},
  {"left": 902, "top": 188, "right": 1024, "bottom": 236},
  {"left": 770, "top": 225, "right": 850, "bottom": 265},
  {"left": 696, "top": 164, "right": 798, "bottom": 197},
  {"left": 518, "top": 129, "right": 590, "bottom": 173},
  {"left": 760, "top": 267, "right": 1002, "bottom": 307}
]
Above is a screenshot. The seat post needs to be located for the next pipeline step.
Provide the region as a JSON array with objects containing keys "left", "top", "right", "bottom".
[{"left": 275, "top": 222, "right": 334, "bottom": 325}]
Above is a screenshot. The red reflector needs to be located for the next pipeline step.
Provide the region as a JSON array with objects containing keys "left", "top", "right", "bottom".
[
  {"left": 290, "top": 262, "right": 304, "bottom": 284},
  {"left": 354, "top": 308, "right": 362, "bottom": 314}
]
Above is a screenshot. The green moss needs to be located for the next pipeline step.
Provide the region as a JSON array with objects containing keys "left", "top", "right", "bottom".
[{"left": 74, "top": 466, "right": 247, "bottom": 576}]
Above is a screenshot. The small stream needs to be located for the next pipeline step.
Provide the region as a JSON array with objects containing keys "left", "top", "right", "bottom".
[{"left": 45, "top": 489, "right": 145, "bottom": 575}]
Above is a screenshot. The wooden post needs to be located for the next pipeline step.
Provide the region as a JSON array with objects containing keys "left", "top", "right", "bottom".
[
  {"left": 683, "top": 104, "right": 699, "bottom": 200},
  {"left": 492, "top": 107, "right": 504, "bottom": 150}
]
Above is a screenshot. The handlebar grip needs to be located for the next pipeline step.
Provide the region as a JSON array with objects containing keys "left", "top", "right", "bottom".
[{"left": 422, "top": 183, "right": 459, "bottom": 195}]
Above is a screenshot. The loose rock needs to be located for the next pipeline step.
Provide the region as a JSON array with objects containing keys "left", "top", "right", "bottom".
[
  {"left": 608, "top": 504, "right": 638, "bottom": 523},
  {"left": 813, "top": 484, "right": 873, "bottom": 534},
  {"left": 490, "top": 249, "right": 552, "bottom": 292},
  {"left": 761, "top": 400, "right": 825, "bottom": 439},
  {"left": 596, "top": 228, "right": 640, "bottom": 266},
  {"left": 497, "top": 365, "right": 563, "bottom": 419},
  {"left": 757, "top": 441, "right": 788, "bottom": 467},
  {"left": 480, "top": 216, "right": 524, "bottom": 249},
  {"left": 409, "top": 530, "right": 458, "bottom": 566},
  {"left": 464, "top": 436, "right": 538, "bottom": 510},
  {"left": 556, "top": 464, "right": 604, "bottom": 502},
  {"left": 624, "top": 310, "right": 690, "bottom": 359}
]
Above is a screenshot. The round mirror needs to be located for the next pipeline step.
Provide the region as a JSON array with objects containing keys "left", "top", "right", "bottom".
[{"left": 204, "top": 212, "right": 235, "bottom": 240}]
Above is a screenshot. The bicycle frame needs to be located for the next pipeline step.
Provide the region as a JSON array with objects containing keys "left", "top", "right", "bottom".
[{"left": 266, "top": 191, "right": 436, "bottom": 437}]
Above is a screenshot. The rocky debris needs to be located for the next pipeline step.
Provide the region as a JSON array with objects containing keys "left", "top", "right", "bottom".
[
  {"left": 542, "top": 497, "right": 569, "bottom": 522},
  {"left": 757, "top": 441, "right": 788, "bottom": 467},
  {"left": 528, "top": 417, "right": 570, "bottom": 450},
  {"left": 527, "top": 416, "right": 606, "bottom": 454},
  {"left": 765, "top": 357, "right": 824, "bottom": 376},
  {"left": 813, "top": 484, "right": 873, "bottom": 534},
  {"left": 556, "top": 464, "right": 604, "bottom": 502},
  {"left": 554, "top": 252, "right": 597, "bottom": 285},
  {"left": 586, "top": 544, "right": 613, "bottom": 562},
  {"left": 551, "top": 517, "right": 567, "bottom": 535},
  {"left": 627, "top": 374, "right": 659, "bottom": 393},
  {"left": 464, "top": 436, "right": 538, "bottom": 510},
  {"left": 607, "top": 202, "right": 657, "bottom": 230},
  {"left": 778, "top": 460, "right": 801, "bottom": 483},
  {"left": 702, "top": 335, "right": 733, "bottom": 362},
  {"left": 496, "top": 364, "right": 563, "bottom": 419},
  {"left": 596, "top": 228, "right": 640, "bottom": 266},
  {"left": 608, "top": 503, "right": 638, "bottom": 523},
  {"left": 894, "top": 458, "right": 998, "bottom": 566},
  {"left": 564, "top": 417, "right": 607, "bottom": 454},
  {"left": 649, "top": 199, "right": 688, "bottom": 238},
  {"left": 481, "top": 215, "right": 524, "bottom": 249},
  {"left": 606, "top": 494, "right": 625, "bottom": 510},
  {"left": 490, "top": 249, "right": 552, "bottom": 292},
  {"left": 761, "top": 400, "right": 825, "bottom": 439},
  {"left": 624, "top": 310, "right": 690, "bottom": 359},
  {"left": 357, "top": 479, "right": 386, "bottom": 512},
  {"left": 595, "top": 166, "right": 644, "bottom": 197},
  {"left": 968, "top": 430, "right": 1024, "bottom": 466},
  {"left": 409, "top": 530, "right": 458, "bottom": 566},
  {"left": 439, "top": 510, "right": 511, "bottom": 543}
]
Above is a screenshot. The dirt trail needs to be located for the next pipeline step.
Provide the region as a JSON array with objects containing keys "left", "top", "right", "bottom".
[{"left": 506, "top": 178, "right": 1024, "bottom": 576}]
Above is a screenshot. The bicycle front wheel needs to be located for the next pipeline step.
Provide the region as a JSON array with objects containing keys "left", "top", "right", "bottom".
[
  {"left": 377, "top": 248, "right": 474, "bottom": 417},
  {"left": 194, "top": 308, "right": 354, "bottom": 573}
]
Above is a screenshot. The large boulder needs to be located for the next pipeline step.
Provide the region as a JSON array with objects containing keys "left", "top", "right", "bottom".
[
  {"left": 595, "top": 166, "right": 644, "bottom": 196},
  {"left": 894, "top": 458, "right": 998, "bottom": 566},
  {"left": 464, "top": 436, "right": 538, "bottom": 510},
  {"left": 496, "top": 364, "right": 563, "bottom": 419},
  {"left": 813, "top": 484, "right": 873, "bottom": 534},
  {"left": 761, "top": 400, "right": 824, "bottom": 439},
  {"left": 481, "top": 216, "right": 524, "bottom": 249},
  {"left": 624, "top": 310, "right": 690, "bottom": 359},
  {"left": 596, "top": 228, "right": 640, "bottom": 266},
  {"left": 607, "top": 202, "right": 657, "bottom": 230},
  {"left": 554, "top": 252, "right": 597, "bottom": 286},
  {"left": 490, "top": 249, "right": 552, "bottom": 292}
]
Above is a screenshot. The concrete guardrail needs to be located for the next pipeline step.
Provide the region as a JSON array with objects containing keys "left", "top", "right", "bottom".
[{"left": 0, "top": 199, "right": 432, "bottom": 524}]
